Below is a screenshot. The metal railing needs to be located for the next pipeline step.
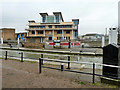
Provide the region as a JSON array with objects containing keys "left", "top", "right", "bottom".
[{"left": 3, "top": 51, "right": 120, "bottom": 84}]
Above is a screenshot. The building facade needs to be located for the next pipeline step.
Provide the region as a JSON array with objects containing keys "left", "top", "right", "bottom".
[
  {"left": 25, "top": 12, "right": 79, "bottom": 48},
  {"left": 0, "top": 28, "right": 15, "bottom": 41},
  {"left": 15, "top": 32, "right": 27, "bottom": 41},
  {"left": 26, "top": 12, "right": 79, "bottom": 42},
  {"left": 81, "top": 33, "right": 103, "bottom": 41}
]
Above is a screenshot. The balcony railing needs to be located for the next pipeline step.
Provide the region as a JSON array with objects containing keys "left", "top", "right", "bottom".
[{"left": 29, "top": 28, "right": 76, "bottom": 30}]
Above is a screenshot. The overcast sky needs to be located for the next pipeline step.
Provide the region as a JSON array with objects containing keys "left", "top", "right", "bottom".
[{"left": 1, "top": 0, "right": 119, "bottom": 35}]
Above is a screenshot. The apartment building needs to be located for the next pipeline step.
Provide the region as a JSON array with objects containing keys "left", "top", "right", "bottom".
[
  {"left": 27, "top": 12, "right": 79, "bottom": 40},
  {"left": 25, "top": 12, "right": 79, "bottom": 48}
]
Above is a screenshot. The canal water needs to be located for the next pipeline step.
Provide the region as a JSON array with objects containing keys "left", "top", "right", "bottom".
[{"left": 1, "top": 50, "right": 102, "bottom": 69}]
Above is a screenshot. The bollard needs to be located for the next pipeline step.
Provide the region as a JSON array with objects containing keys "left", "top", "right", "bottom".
[
  {"left": 67, "top": 56, "right": 70, "bottom": 69},
  {"left": 19, "top": 52, "right": 24, "bottom": 62},
  {"left": 41, "top": 54, "right": 43, "bottom": 65},
  {"left": 61, "top": 64, "right": 64, "bottom": 71},
  {"left": 39, "top": 58, "right": 42, "bottom": 74},
  {"left": 21, "top": 52, "right": 24, "bottom": 62},
  {"left": 5, "top": 51, "right": 7, "bottom": 60},
  {"left": 93, "top": 63, "right": 95, "bottom": 84}
]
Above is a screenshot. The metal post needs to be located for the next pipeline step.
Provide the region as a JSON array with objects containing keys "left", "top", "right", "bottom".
[
  {"left": 5, "top": 51, "right": 7, "bottom": 60},
  {"left": 39, "top": 58, "right": 42, "bottom": 74},
  {"left": 67, "top": 56, "right": 70, "bottom": 69},
  {"left": 68, "top": 40, "right": 71, "bottom": 48},
  {"left": 53, "top": 41, "right": 54, "bottom": 48},
  {"left": 93, "top": 63, "right": 95, "bottom": 84},
  {"left": 41, "top": 54, "right": 43, "bottom": 65},
  {"left": 60, "top": 41, "right": 61, "bottom": 49},
  {"left": 61, "top": 64, "right": 64, "bottom": 71},
  {"left": 21, "top": 52, "right": 23, "bottom": 62}
]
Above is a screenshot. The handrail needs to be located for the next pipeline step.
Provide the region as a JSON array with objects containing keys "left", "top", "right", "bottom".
[
  {"left": 41, "top": 58, "right": 93, "bottom": 65},
  {"left": 95, "top": 63, "right": 120, "bottom": 68},
  {"left": 41, "top": 58, "right": 120, "bottom": 68},
  {"left": 3, "top": 52, "right": 120, "bottom": 68},
  {"left": 4, "top": 50, "right": 120, "bottom": 84}
]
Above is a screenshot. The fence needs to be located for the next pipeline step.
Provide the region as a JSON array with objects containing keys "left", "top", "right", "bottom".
[{"left": 3, "top": 51, "right": 120, "bottom": 84}]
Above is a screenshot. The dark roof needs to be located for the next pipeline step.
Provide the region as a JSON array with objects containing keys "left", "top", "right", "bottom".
[
  {"left": 103, "top": 43, "right": 120, "bottom": 48},
  {"left": 0, "top": 28, "right": 15, "bottom": 30},
  {"left": 15, "top": 32, "right": 27, "bottom": 34},
  {"left": 28, "top": 20, "right": 35, "bottom": 23},
  {"left": 39, "top": 13, "right": 48, "bottom": 16},
  {"left": 72, "top": 19, "right": 79, "bottom": 24},
  {"left": 85, "top": 34, "right": 102, "bottom": 36}
]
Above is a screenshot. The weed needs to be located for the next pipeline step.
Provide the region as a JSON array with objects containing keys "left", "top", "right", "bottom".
[{"left": 79, "top": 81, "right": 85, "bottom": 85}]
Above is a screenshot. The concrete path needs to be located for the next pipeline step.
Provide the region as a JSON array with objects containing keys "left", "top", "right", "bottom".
[{"left": 2, "top": 59, "right": 114, "bottom": 88}]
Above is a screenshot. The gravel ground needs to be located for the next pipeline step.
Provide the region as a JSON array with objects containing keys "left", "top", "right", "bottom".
[{"left": 2, "top": 59, "right": 117, "bottom": 88}]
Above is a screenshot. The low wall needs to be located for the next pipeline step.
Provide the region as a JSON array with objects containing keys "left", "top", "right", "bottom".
[
  {"left": 24, "top": 37, "right": 45, "bottom": 48},
  {"left": 47, "top": 42, "right": 80, "bottom": 48}
]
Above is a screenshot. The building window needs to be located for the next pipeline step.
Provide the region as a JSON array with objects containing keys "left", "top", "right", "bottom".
[
  {"left": 69, "top": 37, "right": 70, "bottom": 40},
  {"left": 48, "top": 25, "right": 52, "bottom": 28},
  {"left": 37, "top": 26, "right": 45, "bottom": 28},
  {"left": 21, "top": 34, "right": 24, "bottom": 40},
  {"left": 49, "top": 37, "right": 52, "bottom": 40},
  {"left": 32, "top": 31, "right": 35, "bottom": 34},
  {"left": 66, "top": 31, "right": 70, "bottom": 34},
  {"left": 39, "top": 26, "right": 45, "bottom": 28},
  {"left": 59, "top": 37, "right": 62, "bottom": 40},
  {"left": 38, "top": 31, "right": 43, "bottom": 34},
  {"left": 56, "top": 15, "right": 59, "bottom": 22},
  {"left": 57, "top": 37, "right": 62, "bottom": 40},
  {"left": 66, "top": 37, "right": 70, "bottom": 40},
  {"left": 30, "top": 38, "right": 35, "bottom": 43},
  {"left": 57, "top": 30, "right": 62, "bottom": 34},
  {"left": 17, "top": 34, "right": 19, "bottom": 38},
  {"left": 42, "top": 16, "right": 46, "bottom": 23},
  {"left": 30, "top": 26, "right": 45, "bottom": 29},
  {"left": 55, "top": 25, "right": 72, "bottom": 28}
]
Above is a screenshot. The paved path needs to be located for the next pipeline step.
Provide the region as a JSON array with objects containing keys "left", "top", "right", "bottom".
[{"left": 2, "top": 59, "right": 114, "bottom": 88}]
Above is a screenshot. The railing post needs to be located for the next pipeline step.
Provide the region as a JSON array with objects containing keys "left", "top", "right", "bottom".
[
  {"left": 41, "top": 54, "right": 43, "bottom": 65},
  {"left": 93, "top": 63, "right": 95, "bottom": 84},
  {"left": 5, "top": 51, "right": 7, "bottom": 60},
  {"left": 53, "top": 41, "right": 55, "bottom": 48},
  {"left": 67, "top": 56, "right": 70, "bottom": 69},
  {"left": 21, "top": 52, "right": 23, "bottom": 62},
  {"left": 61, "top": 64, "right": 64, "bottom": 71},
  {"left": 39, "top": 58, "right": 42, "bottom": 74},
  {"left": 68, "top": 40, "right": 71, "bottom": 48}
]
